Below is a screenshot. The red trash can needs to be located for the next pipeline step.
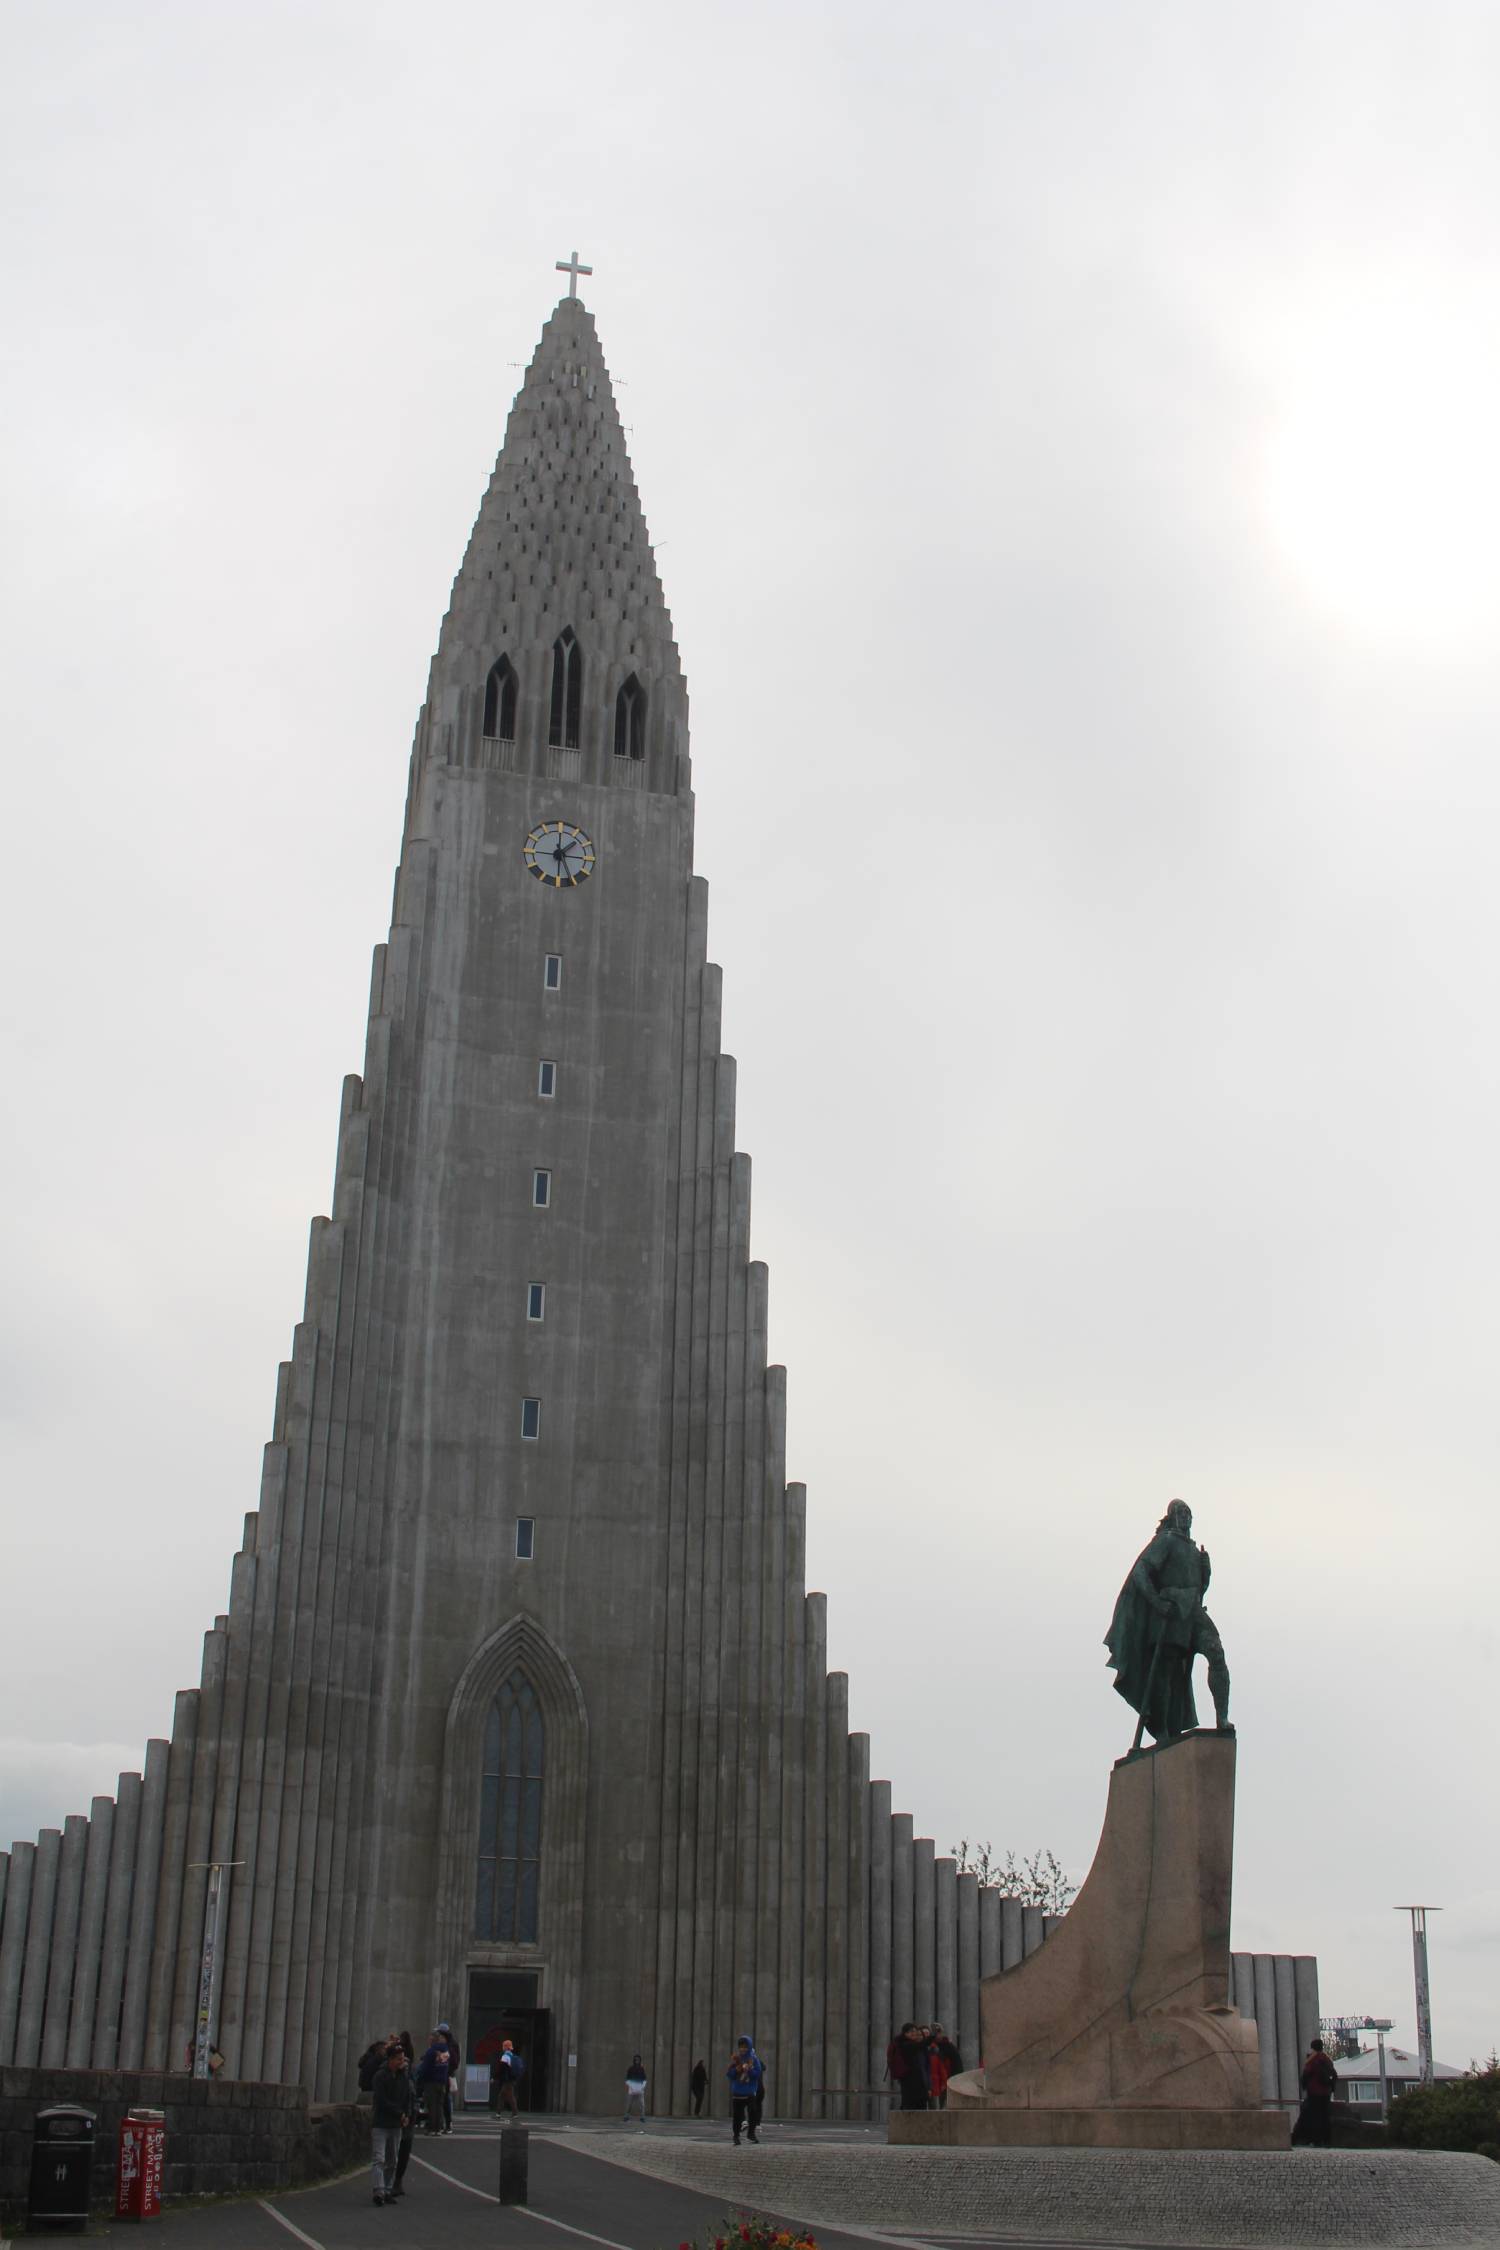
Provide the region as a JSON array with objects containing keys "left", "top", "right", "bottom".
[{"left": 115, "top": 2109, "right": 165, "bottom": 2220}]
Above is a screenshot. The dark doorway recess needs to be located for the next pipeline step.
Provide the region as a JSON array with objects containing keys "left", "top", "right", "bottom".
[{"left": 467, "top": 1968, "right": 550, "bottom": 2112}]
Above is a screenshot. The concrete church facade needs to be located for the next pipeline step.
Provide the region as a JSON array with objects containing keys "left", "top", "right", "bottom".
[{"left": 0, "top": 293, "right": 1316, "bottom": 2118}]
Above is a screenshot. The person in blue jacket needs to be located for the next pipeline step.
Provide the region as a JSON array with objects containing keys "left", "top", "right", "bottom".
[{"left": 726, "top": 2035, "right": 764, "bottom": 2144}]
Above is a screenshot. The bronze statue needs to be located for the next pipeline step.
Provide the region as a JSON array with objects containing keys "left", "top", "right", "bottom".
[{"left": 1105, "top": 1499, "right": 1231, "bottom": 1746}]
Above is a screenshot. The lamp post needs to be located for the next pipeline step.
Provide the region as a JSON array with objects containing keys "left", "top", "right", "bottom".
[
  {"left": 1361, "top": 2016, "right": 1394, "bottom": 2118},
  {"left": 1395, "top": 1906, "right": 1441, "bottom": 2087}
]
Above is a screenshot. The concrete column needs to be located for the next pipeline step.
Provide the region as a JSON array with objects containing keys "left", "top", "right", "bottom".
[
  {"left": 1000, "top": 1895, "right": 1023, "bottom": 1969},
  {"left": 1292, "top": 1955, "right": 1320, "bottom": 2084},
  {"left": 1273, "top": 1954, "right": 1299, "bottom": 2103},
  {"left": 1022, "top": 1905, "right": 1044, "bottom": 1956},
  {"left": 1252, "top": 1954, "right": 1279, "bottom": 2104},
  {"left": 1231, "top": 1950, "right": 1255, "bottom": 2023},
  {"left": 145, "top": 1690, "right": 200, "bottom": 2065},
  {"left": 867, "top": 1779, "right": 892, "bottom": 2091},
  {"left": 739, "top": 1259, "right": 770, "bottom": 2076},
  {"left": 169, "top": 1629, "right": 228, "bottom": 2068},
  {"left": 119, "top": 1736, "right": 170, "bottom": 2067},
  {"left": 800, "top": 1596, "right": 829, "bottom": 2113},
  {"left": 751, "top": 1306, "right": 783, "bottom": 2082},
  {"left": 821, "top": 1673, "right": 849, "bottom": 2112},
  {"left": 934, "top": 1856, "right": 958, "bottom": 2035},
  {"left": 93, "top": 1773, "right": 142, "bottom": 2066},
  {"left": 229, "top": 1442, "right": 290, "bottom": 2085},
  {"left": 14, "top": 1828, "right": 61, "bottom": 2066},
  {"left": 979, "top": 1884, "right": 1001, "bottom": 1981},
  {"left": 889, "top": 1813, "right": 914, "bottom": 2037},
  {"left": 0, "top": 1841, "right": 36, "bottom": 2062},
  {"left": 842, "top": 1731, "right": 870, "bottom": 2119},
  {"left": 957, "top": 1871, "right": 980, "bottom": 2074},
  {"left": 65, "top": 1797, "right": 115, "bottom": 2065},
  {"left": 41, "top": 1814, "right": 89, "bottom": 2066},
  {"left": 911, "top": 1838, "right": 935, "bottom": 2025},
  {"left": 774, "top": 1484, "right": 807, "bottom": 2115}
]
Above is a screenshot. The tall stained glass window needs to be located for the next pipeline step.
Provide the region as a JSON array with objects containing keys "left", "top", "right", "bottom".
[{"left": 475, "top": 1670, "right": 544, "bottom": 1942}]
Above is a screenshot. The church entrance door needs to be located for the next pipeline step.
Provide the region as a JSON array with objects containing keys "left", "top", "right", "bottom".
[{"left": 466, "top": 1968, "right": 550, "bottom": 2113}]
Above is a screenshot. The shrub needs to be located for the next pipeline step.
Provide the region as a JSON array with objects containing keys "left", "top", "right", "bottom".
[{"left": 1385, "top": 2058, "right": 1500, "bottom": 2159}]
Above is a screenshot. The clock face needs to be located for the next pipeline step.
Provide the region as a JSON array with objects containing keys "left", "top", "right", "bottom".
[{"left": 523, "top": 820, "right": 596, "bottom": 889}]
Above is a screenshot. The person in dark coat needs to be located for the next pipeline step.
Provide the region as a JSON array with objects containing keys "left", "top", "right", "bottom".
[
  {"left": 689, "top": 2058, "right": 708, "bottom": 2116},
  {"left": 369, "top": 2040, "right": 414, "bottom": 2205},
  {"left": 1294, "top": 2038, "right": 1339, "bottom": 2145},
  {"left": 885, "top": 2022, "right": 931, "bottom": 2110},
  {"left": 437, "top": 2020, "right": 461, "bottom": 2131},
  {"left": 415, "top": 2030, "right": 451, "bottom": 2136},
  {"left": 390, "top": 2033, "right": 417, "bottom": 2196}
]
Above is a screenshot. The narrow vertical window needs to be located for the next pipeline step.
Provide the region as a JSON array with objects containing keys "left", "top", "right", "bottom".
[
  {"left": 537, "top": 1059, "right": 556, "bottom": 1098},
  {"left": 521, "top": 1397, "right": 541, "bottom": 1440},
  {"left": 543, "top": 954, "right": 562, "bottom": 991},
  {"left": 613, "top": 673, "right": 646, "bottom": 760},
  {"left": 526, "top": 1282, "right": 545, "bottom": 1322},
  {"left": 532, "top": 1170, "right": 551, "bottom": 1208},
  {"left": 483, "top": 656, "right": 517, "bottom": 740},
  {"left": 515, "top": 1518, "right": 536, "bottom": 1561},
  {"left": 475, "top": 1669, "right": 544, "bottom": 1941},
  {"left": 548, "top": 628, "right": 583, "bottom": 748}
]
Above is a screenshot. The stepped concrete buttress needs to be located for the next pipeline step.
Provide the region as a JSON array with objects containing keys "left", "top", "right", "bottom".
[{"left": 891, "top": 1732, "right": 1288, "bottom": 2148}]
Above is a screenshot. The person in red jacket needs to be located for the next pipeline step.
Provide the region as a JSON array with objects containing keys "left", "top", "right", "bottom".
[{"left": 1295, "top": 2037, "right": 1339, "bottom": 2145}]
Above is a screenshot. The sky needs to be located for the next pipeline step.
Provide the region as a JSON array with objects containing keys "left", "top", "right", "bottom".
[{"left": 2, "top": 0, "right": 1497, "bottom": 2074}]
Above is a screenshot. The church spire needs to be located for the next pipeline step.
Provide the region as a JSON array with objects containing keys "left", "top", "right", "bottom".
[{"left": 427, "top": 295, "right": 687, "bottom": 790}]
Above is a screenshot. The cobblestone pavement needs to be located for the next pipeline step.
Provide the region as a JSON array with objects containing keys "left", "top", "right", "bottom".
[{"left": 569, "top": 2126, "right": 1500, "bottom": 2247}]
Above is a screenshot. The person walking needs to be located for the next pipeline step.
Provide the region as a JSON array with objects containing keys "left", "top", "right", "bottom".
[
  {"left": 689, "top": 2057, "right": 708, "bottom": 2117},
  {"left": 623, "top": 2053, "right": 649, "bottom": 2123},
  {"left": 390, "top": 2034, "right": 417, "bottom": 2198},
  {"left": 727, "top": 2037, "right": 764, "bottom": 2143},
  {"left": 491, "top": 2038, "right": 524, "bottom": 2117},
  {"left": 415, "top": 2028, "right": 451, "bottom": 2136},
  {"left": 369, "top": 2039, "right": 413, "bottom": 2206},
  {"left": 1295, "top": 2037, "right": 1339, "bottom": 2146},
  {"left": 437, "top": 2020, "right": 461, "bottom": 2132},
  {"left": 885, "top": 2022, "right": 931, "bottom": 2111}
]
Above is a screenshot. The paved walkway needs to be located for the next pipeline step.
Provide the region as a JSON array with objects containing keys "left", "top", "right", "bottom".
[{"left": 9, "top": 2116, "right": 1498, "bottom": 2250}]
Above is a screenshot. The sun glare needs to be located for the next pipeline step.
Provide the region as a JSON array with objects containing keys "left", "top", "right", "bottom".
[{"left": 1259, "top": 276, "right": 1500, "bottom": 652}]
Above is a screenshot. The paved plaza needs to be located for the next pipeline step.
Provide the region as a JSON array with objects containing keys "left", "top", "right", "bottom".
[{"left": 16, "top": 2115, "right": 1495, "bottom": 2250}]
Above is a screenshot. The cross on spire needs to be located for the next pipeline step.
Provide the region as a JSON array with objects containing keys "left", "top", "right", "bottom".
[{"left": 555, "top": 250, "right": 593, "bottom": 299}]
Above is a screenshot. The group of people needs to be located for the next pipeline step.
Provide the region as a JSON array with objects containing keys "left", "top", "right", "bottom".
[
  {"left": 625, "top": 2036, "right": 767, "bottom": 2143},
  {"left": 357, "top": 2022, "right": 464, "bottom": 2206},
  {"left": 885, "top": 2021, "right": 964, "bottom": 2109}
]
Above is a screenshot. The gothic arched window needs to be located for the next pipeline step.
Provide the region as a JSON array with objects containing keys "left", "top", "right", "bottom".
[
  {"left": 483, "top": 657, "right": 517, "bottom": 740},
  {"left": 613, "top": 674, "right": 646, "bottom": 761},
  {"left": 548, "top": 629, "right": 582, "bottom": 748},
  {"left": 475, "top": 1669, "right": 544, "bottom": 1942}
]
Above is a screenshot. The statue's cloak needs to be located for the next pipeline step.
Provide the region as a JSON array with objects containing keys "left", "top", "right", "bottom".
[{"left": 1104, "top": 1534, "right": 1200, "bottom": 1742}]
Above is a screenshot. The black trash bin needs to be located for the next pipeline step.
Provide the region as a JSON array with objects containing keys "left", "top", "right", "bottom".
[{"left": 28, "top": 2104, "right": 96, "bottom": 2233}]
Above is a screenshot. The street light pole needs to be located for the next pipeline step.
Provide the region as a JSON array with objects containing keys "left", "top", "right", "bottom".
[
  {"left": 1395, "top": 1906, "right": 1441, "bottom": 2088},
  {"left": 188, "top": 1861, "right": 245, "bottom": 2078},
  {"left": 1362, "top": 2016, "right": 1393, "bottom": 2119}
]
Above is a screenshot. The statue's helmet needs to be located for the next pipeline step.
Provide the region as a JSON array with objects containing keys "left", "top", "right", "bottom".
[{"left": 1159, "top": 1497, "right": 1193, "bottom": 1534}]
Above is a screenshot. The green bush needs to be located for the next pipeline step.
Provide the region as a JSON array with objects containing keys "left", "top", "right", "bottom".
[{"left": 1386, "top": 2058, "right": 1500, "bottom": 2159}]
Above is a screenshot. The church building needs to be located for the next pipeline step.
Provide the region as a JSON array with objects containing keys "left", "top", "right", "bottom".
[{"left": 0, "top": 284, "right": 1312, "bottom": 2117}]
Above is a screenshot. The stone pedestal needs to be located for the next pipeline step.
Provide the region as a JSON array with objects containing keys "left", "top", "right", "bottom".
[{"left": 891, "top": 1732, "right": 1287, "bottom": 2149}]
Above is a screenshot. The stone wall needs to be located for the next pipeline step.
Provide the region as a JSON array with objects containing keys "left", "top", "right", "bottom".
[{"left": 0, "top": 2067, "right": 367, "bottom": 2227}]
